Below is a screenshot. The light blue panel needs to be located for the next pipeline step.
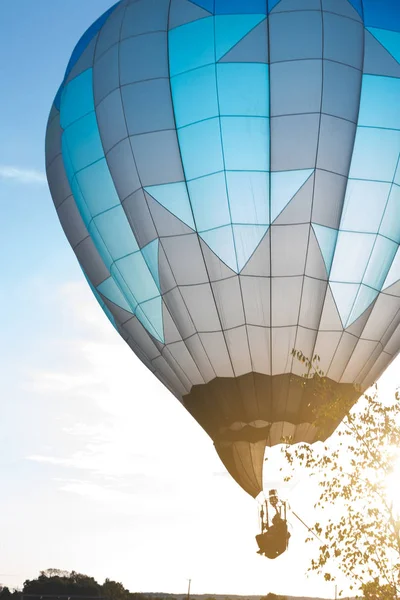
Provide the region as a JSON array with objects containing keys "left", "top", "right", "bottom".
[
  {"left": 367, "top": 27, "right": 400, "bottom": 64},
  {"left": 62, "top": 144, "right": 92, "bottom": 226},
  {"left": 97, "top": 277, "right": 133, "bottom": 313},
  {"left": 330, "top": 282, "right": 360, "bottom": 327},
  {"left": 347, "top": 285, "right": 379, "bottom": 327},
  {"left": 380, "top": 185, "right": 400, "bottom": 242},
  {"left": 271, "top": 169, "right": 313, "bottom": 222},
  {"left": 136, "top": 297, "right": 164, "bottom": 343},
  {"left": 178, "top": 117, "right": 224, "bottom": 179},
  {"left": 111, "top": 265, "right": 139, "bottom": 312},
  {"left": 383, "top": 247, "right": 400, "bottom": 289},
  {"left": 330, "top": 231, "right": 375, "bottom": 283},
  {"left": 215, "top": 14, "right": 266, "bottom": 60},
  {"left": 340, "top": 179, "right": 391, "bottom": 233},
  {"left": 87, "top": 221, "right": 114, "bottom": 270},
  {"left": 115, "top": 252, "right": 160, "bottom": 304},
  {"left": 363, "top": 235, "right": 398, "bottom": 290},
  {"left": 76, "top": 158, "right": 120, "bottom": 216},
  {"left": 226, "top": 171, "right": 269, "bottom": 225},
  {"left": 221, "top": 117, "right": 269, "bottom": 171},
  {"left": 312, "top": 223, "right": 338, "bottom": 274},
  {"left": 70, "top": 177, "right": 92, "bottom": 227},
  {"left": 141, "top": 239, "right": 160, "bottom": 290},
  {"left": 84, "top": 272, "right": 117, "bottom": 329},
  {"left": 145, "top": 182, "right": 196, "bottom": 229},
  {"left": 233, "top": 224, "right": 268, "bottom": 271},
  {"left": 201, "top": 225, "right": 238, "bottom": 271},
  {"left": 217, "top": 63, "right": 269, "bottom": 117},
  {"left": 187, "top": 172, "right": 231, "bottom": 231},
  {"left": 349, "top": 127, "right": 400, "bottom": 182},
  {"left": 60, "top": 69, "right": 94, "bottom": 129},
  {"left": 359, "top": 75, "right": 400, "bottom": 130},
  {"left": 93, "top": 205, "right": 139, "bottom": 260},
  {"left": 61, "top": 138, "right": 75, "bottom": 184},
  {"left": 168, "top": 17, "right": 214, "bottom": 77},
  {"left": 171, "top": 65, "right": 218, "bottom": 128},
  {"left": 62, "top": 113, "right": 103, "bottom": 173}
]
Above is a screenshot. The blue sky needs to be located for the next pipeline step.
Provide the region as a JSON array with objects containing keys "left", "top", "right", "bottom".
[{"left": 1, "top": 1, "right": 400, "bottom": 598}]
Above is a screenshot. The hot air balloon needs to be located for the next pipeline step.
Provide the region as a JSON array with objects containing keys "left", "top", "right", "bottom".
[{"left": 46, "top": 0, "right": 400, "bottom": 507}]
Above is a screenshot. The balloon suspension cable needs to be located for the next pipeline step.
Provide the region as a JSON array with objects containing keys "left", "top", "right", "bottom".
[{"left": 290, "top": 508, "right": 323, "bottom": 543}]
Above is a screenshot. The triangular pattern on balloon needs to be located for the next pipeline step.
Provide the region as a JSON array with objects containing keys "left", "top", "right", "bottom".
[
  {"left": 136, "top": 297, "right": 164, "bottom": 343},
  {"left": 345, "top": 300, "right": 376, "bottom": 338},
  {"left": 101, "top": 294, "right": 136, "bottom": 327},
  {"left": 218, "top": 19, "right": 268, "bottom": 63},
  {"left": 346, "top": 285, "right": 380, "bottom": 330},
  {"left": 200, "top": 225, "right": 238, "bottom": 272},
  {"left": 214, "top": 14, "right": 267, "bottom": 60},
  {"left": 141, "top": 239, "right": 161, "bottom": 290},
  {"left": 199, "top": 236, "right": 237, "bottom": 281},
  {"left": 241, "top": 228, "right": 271, "bottom": 276},
  {"left": 233, "top": 224, "right": 269, "bottom": 271},
  {"left": 145, "top": 182, "right": 196, "bottom": 230},
  {"left": 169, "top": 0, "right": 212, "bottom": 30},
  {"left": 85, "top": 273, "right": 117, "bottom": 329},
  {"left": 270, "top": 169, "right": 314, "bottom": 223},
  {"left": 318, "top": 284, "right": 343, "bottom": 331},
  {"left": 274, "top": 173, "right": 314, "bottom": 226},
  {"left": 329, "top": 282, "right": 360, "bottom": 329},
  {"left": 97, "top": 276, "right": 133, "bottom": 313},
  {"left": 367, "top": 27, "right": 400, "bottom": 64},
  {"left": 145, "top": 191, "right": 195, "bottom": 238},
  {"left": 330, "top": 282, "right": 379, "bottom": 329},
  {"left": 162, "top": 304, "right": 184, "bottom": 344},
  {"left": 306, "top": 225, "right": 330, "bottom": 280},
  {"left": 312, "top": 223, "right": 338, "bottom": 275},
  {"left": 364, "top": 30, "right": 400, "bottom": 78},
  {"left": 157, "top": 244, "right": 179, "bottom": 294}
]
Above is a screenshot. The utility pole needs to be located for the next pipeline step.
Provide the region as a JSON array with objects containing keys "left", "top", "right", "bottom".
[
  {"left": 187, "top": 579, "right": 191, "bottom": 600},
  {"left": 335, "top": 585, "right": 337, "bottom": 600}
]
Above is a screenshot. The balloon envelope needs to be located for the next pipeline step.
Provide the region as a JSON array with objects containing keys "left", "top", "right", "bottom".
[{"left": 46, "top": 0, "right": 400, "bottom": 498}]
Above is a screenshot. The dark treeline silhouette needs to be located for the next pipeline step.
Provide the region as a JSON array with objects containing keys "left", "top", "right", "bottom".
[
  {"left": 0, "top": 570, "right": 321, "bottom": 600},
  {"left": 0, "top": 570, "right": 139, "bottom": 600}
]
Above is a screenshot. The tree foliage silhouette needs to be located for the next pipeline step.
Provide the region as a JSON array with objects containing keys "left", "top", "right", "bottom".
[{"left": 284, "top": 351, "right": 400, "bottom": 598}]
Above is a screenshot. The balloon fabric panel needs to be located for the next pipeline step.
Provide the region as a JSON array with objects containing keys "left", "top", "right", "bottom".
[{"left": 46, "top": 0, "right": 400, "bottom": 498}]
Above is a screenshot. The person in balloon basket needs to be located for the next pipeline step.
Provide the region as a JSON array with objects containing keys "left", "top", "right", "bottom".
[{"left": 256, "top": 513, "right": 291, "bottom": 559}]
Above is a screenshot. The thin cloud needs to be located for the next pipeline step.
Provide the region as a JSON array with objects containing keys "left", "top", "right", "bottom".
[{"left": 0, "top": 165, "right": 46, "bottom": 184}]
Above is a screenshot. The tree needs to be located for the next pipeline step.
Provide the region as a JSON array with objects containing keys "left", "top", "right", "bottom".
[
  {"left": 23, "top": 571, "right": 102, "bottom": 597},
  {"left": 102, "top": 580, "right": 129, "bottom": 600},
  {"left": 283, "top": 351, "right": 400, "bottom": 597},
  {"left": 0, "top": 588, "right": 12, "bottom": 600},
  {"left": 21, "top": 571, "right": 136, "bottom": 600},
  {"left": 260, "top": 594, "right": 287, "bottom": 600}
]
